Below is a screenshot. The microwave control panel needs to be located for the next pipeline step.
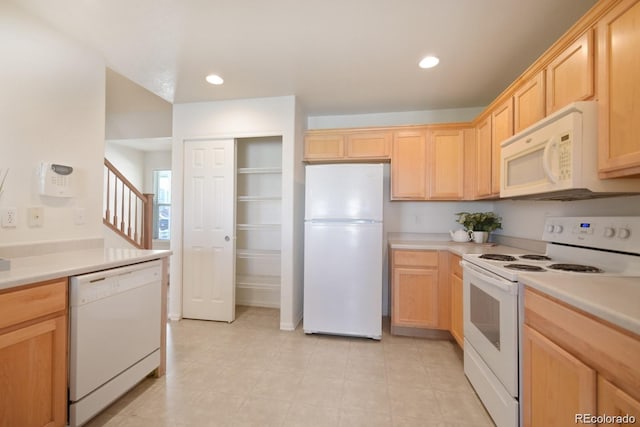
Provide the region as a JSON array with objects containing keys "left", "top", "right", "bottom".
[{"left": 557, "top": 132, "right": 571, "bottom": 181}]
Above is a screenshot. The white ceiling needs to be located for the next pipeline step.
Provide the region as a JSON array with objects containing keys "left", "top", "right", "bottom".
[{"left": 16, "top": 0, "right": 597, "bottom": 116}]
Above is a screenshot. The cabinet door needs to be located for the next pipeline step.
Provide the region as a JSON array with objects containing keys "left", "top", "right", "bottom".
[
  {"left": 450, "top": 273, "right": 463, "bottom": 348},
  {"left": 514, "top": 71, "right": 546, "bottom": 133},
  {"left": 304, "top": 133, "right": 345, "bottom": 161},
  {"left": 475, "top": 115, "right": 493, "bottom": 198},
  {"left": 491, "top": 98, "right": 513, "bottom": 195},
  {"left": 428, "top": 129, "right": 465, "bottom": 200},
  {"left": 392, "top": 267, "right": 438, "bottom": 328},
  {"left": 597, "top": 376, "right": 640, "bottom": 424},
  {"left": 346, "top": 131, "right": 391, "bottom": 159},
  {"left": 391, "top": 129, "right": 427, "bottom": 200},
  {"left": 522, "top": 324, "right": 596, "bottom": 427},
  {"left": 546, "top": 30, "right": 594, "bottom": 114},
  {"left": 597, "top": 0, "right": 640, "bottom": 178},
  {"left": 0, "top": 315, "right": 67, "bottom": 427}
]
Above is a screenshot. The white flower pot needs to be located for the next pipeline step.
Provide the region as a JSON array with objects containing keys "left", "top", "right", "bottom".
[{"left": 472, "top": 231, "right": 489, "bottom": 244}]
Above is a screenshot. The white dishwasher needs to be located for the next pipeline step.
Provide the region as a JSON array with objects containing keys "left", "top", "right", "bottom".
[{"left": 69, "top": 260, "right": 162, "bottom": 427}]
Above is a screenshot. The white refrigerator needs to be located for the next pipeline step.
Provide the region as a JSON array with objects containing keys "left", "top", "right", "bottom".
[{"left": 303, "top": 163, "right": 384, "bottom": 340}]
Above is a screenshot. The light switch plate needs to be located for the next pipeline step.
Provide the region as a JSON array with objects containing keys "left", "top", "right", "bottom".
[{"left": 74, "top": 207, "right": 86, "bottom": 225}]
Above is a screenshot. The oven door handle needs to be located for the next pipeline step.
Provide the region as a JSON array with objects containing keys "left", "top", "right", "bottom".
[{"left": 461, "top": 261, "right": 517, "bottom": 295}]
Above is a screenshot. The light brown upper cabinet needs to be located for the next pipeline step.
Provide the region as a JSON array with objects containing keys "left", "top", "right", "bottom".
[
  {"left": 514, "top": 71, "right": 546, "bottom": 133},
  {"left": 491, "top": 98, "right": 514, "bottom": 196},
  {"left": 391, "top": 125, "right": 471, "bottom": 201},
  {"left": 428, "top": 127, "right": 466, "bottom": 200},
  {"left": 304, "top": 129, "right": 391, "bottom": 162},
  {"left": 345, "top": 131, "right": 391, "bottom": 159},
  {"left": 546, "top": 30, "right": 594, "bottom": 114},
  {"left": 475, "top": 113, "right": 494, "bottom": 199},
  {"left": 304, "top": 133, "right": 345, "bottom": 161},
  {"left": 597, "top": 0, "right": 640, "bottom": 178},
  {"left": 391, "top": 128, "right": 428, "bottom": 200}
]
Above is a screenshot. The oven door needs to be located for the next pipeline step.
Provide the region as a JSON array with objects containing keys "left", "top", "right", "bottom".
[{"left": 462, "top": 260, "right": 518, "bottom": 397}]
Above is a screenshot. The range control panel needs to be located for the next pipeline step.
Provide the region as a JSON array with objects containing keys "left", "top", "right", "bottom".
[{"left": 542, "top": 216, "right": 640, "bottom": 253}]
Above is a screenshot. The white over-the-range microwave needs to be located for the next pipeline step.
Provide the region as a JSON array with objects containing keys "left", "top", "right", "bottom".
[{"left": 500, "top": 101, "right": 640, "bottom": 200}]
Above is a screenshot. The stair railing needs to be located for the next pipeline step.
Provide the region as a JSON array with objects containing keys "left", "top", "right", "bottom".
[{"left": 103, "top": 158, "right": 154, "bottom": 249}]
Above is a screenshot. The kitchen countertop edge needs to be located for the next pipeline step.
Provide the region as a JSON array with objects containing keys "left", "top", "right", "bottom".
[
  {"left": 519, "top": 273, "right": 640, "bottom": 337},
  {"left": 387, "top": 233, "right": 526, "bottom": 256},
  {"left": 0, "top": 248, "right": 172, "bottom": 291}
]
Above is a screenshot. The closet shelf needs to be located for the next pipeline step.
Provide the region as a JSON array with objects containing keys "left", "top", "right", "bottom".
[
  {"left": 236, "top": 275, "right": 281, "bottom": 288},
  {"left": 237, "top": 223, "right": 281, "bottom": 230},
  {"left": 237, "top": 196, "right": 282, "bottom": 202},
  {"left": 236, "top": 248, "right": 281, "bottom": 258},
  {"left": 237, "top": 167, "right": 282, "bottom": 175}
]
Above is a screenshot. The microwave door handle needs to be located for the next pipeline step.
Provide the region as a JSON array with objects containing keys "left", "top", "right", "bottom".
[{"left": 542, "top": 136, "right": 559, "bottom": 184}]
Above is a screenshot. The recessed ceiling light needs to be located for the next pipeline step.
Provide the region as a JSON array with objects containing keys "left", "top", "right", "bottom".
[
  {"left": 205, "top": 74, "right": 224, "bottom": 85},
  {"left": 419, "top": 56, "right": 440, "bottom": 69}
]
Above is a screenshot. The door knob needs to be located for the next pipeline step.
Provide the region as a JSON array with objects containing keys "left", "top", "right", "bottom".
[{"left": 225, "top": 236, "right": 230, "bottom": 242}]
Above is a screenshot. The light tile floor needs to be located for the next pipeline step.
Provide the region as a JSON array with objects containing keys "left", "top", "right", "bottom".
[{"left": 86, "top": 306, "right": 494, "bottom": 427}]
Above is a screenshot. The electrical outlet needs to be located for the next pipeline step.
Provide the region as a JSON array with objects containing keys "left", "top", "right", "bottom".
[
  {"left": 28, "top": 206, "right": 44, "bottom": 227},
  {"left": 1, "top": 207, "right": 17, "bottom": 228}
]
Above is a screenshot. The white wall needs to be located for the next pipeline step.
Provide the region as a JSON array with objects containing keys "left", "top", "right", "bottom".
[
  {"left": 143, "top": 150, "right": 172, "bottom": 193},
  {"left": 308, "top": 107, "right": 484, "bottom": 129},
  {"left": 0, "top": 2, "right": 105, "bottom": 246},
  {"left": 171, "top": 96, "right": 304, "bottom": 330},
  {"left": 104, "top": 142, "right": 145, "bottom": 190},
  {"left": 494, "top": 195, "right": 640, "bottom": 240},
  {"left": 105, "top": 68, "right": 172, "bottom": 140}
]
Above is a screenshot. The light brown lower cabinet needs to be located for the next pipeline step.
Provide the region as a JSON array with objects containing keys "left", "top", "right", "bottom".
[
  {"left": 449, "top": 253, "right": 463, "bottom": 348},
  {"left": 523, "top": 286, "right": 640, "bottom": 427},
  {"left": 523, "top": 324, "right": 596, "bottom": 426},
  {"left": 0, "top": 279, "right": 68, "bottom": 427},
  {"left": 390, "top": 249, "right": 450, "bottom": 337}
]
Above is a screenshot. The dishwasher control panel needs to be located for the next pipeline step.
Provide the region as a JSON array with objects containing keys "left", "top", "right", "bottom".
[{"left": 70, "top": 260, "right": 162, "bottom": 306}]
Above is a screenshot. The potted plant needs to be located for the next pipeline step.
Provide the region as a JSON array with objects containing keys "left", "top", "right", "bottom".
[{"left": 455, "top": 211, "right": 502, "bottom": 243}]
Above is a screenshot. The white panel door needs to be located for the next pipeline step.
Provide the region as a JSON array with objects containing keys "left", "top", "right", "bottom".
[{"left": 183, "top": 139, "right": 236, "bottom": 321}]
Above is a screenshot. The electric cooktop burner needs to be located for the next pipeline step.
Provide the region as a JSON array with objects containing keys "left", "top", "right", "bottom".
[
  {"left": 520, "top": 254, "right": 552, "bottom": 261},
  {"left": 479, "top": 254, "right": 517, "bottom": 262},
  {"left": 504, "top": 264, "right": 546, "bottom": 272},
  {"left": 548, "top": 263, "right": 603, "bottom": 273}
]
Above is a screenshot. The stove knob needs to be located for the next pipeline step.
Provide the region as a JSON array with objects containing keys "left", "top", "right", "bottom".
[
  {"left": 554, "top": 225, "right": 563, "bottom": 233},
  {"left": 546, "top": 225, "right": 555, "bottom": 233},
  {"left": 618, "top": 228, "right": 631, "bottom": 239},
  {"left": 604, "top": 227, "right": 616, "bottom": 238}
]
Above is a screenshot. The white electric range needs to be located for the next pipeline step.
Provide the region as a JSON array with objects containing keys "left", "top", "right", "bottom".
[{"left": 460, "top": 216, "right": 640, "bottom": 427}]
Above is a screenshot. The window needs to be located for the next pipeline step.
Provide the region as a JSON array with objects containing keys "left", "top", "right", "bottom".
[{"left": 153, "top": 170, "right": 171, "bottom": 240}]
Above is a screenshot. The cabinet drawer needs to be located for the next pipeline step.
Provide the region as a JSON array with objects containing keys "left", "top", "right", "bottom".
[
  {"left": 0, "top": 279, "right": 67, "bottom": 330},
  {"left": 393, "top": 250, "right": 439, "bottom": 267}
]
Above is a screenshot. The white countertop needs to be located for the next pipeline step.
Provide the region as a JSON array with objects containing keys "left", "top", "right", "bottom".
[
  {"left": 0, "top": 247, "right": 171, "bottom": 291},
  {"left": 520, "top": 272, "right": 640, "bottom": 336},
  {"left": 387, "top": 232, "right": 526, "bottom": 256}
]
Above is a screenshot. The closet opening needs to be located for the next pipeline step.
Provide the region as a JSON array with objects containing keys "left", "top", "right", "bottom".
[{"left": 235, "top": 136, "right": 283, "bottom": 321}]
